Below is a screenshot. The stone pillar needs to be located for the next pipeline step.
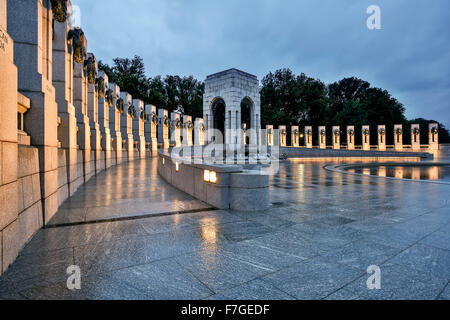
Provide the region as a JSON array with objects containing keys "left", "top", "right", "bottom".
[
  {"left": 120, "top": 92, "right": 134, "bottom": 161},
  {"left": 195, "top": 118, "right": 205, "bottom": 146},
  {"left": 279, "top": 126, "right": 287, "bottom": 147},
  {"left": 0, "top": 0, "right": 20, "bottom": 275},
  {"left": 183, "top": 115, "right": 194, "bottom": 146},
  {"left": 362, "top": 125, "right": 370, "bottom": 151},
  {"left": 132, "top": 99, "right": 146, "bottom": 158},
  {"left": 305, "top": 126, "right": 313, "bottom": 148},
  {"left": 71, "top": 29, "right": 93, "bottom": 183},
  {"left": 332, "top": 126, "right": 341, "bottom": 150},
  {"left": 158, "top": 109, "right": 170, "bottom": 150},
  {"left": 170, "top": 112, "right": 182, "bottom": 147},
  {"left": 394, "top": 125, "right": 403, "bottom": 151},
  {"left": 347, "top": 126, "right": 355, "bottom": 150},
  {"left": 266, "top": 125, "right": 274, "bottom": 146},
  {"left": 411, "top": 124, "right": 421, "bottom": 151},
  {"left": 429, "top": 123, "right": 439, "bottom": 151},
  {"left": 86, "top": 53, "right": 103, "bottom": 174},
  {"left": 8, "top": 0, "right": 60, "bottom": 223},
  {"left": 291, "top": 126, "right": 299, "bottom": 147},
  {"left": 108, "top": 83, "right": 122, "bottom": 165},
  {"left": 145, "top": 104, "right": 157, "bottom": 156},
  {"left": 97, "top": 71, "right": 112, "bottom": 168},
  {"left": 52, "top": 2, "right": 82, "bottom": 197},
  {"left": 378, "top": 125, "right": 386, "bottom": 151},
  {"left": 318, "top": 126, "right": 326, "bottom": 149},
  {"left": 225, "top": 110, "right": 231, "bottom": 145}
]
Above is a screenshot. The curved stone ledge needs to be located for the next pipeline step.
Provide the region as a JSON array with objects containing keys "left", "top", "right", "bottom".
[
  {"left": 279, "top": 146, "right": 432, "bottom": 160},
  {"left": 157, "top": 150, "right": 270, "bottom": 211}
]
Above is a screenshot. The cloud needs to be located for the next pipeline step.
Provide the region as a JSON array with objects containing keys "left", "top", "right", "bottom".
[{"left": 72, "top": 0, "right": 450, "bottom": 126}]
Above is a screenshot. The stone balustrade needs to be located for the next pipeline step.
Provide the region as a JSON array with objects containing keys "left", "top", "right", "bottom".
[{"left": 262, "top": 124, "right": 439, "bottom": 152}]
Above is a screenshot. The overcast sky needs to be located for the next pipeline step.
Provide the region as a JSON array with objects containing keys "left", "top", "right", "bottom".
[{"left": 72, "top": 0, "right": 450, "bottom": 126}]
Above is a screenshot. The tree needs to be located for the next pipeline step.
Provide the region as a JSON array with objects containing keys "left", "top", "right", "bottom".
[
  {"left": 260, "top": 69, "right": 329, "bottom": 127},
  {"left": 98, "top": 56, "right": 204, "bottom": 118},
  {"left": 99, "top": 55, "right": 151, "bottom": 102},
  {"left": 328, "top": 77, "right": 407, "bottom": 144}
]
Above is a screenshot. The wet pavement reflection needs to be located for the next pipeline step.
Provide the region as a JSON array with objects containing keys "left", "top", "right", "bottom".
[
  {"left": 347, "top": 165, "right": 450, "bottom": 182},
  {"left": 0, "top": 148, "right": 449, "bottom": 300}
]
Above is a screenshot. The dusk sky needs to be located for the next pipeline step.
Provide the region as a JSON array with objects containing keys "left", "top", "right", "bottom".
[{"left": 72, "top": 0, "right": 450, "bottom": 127}]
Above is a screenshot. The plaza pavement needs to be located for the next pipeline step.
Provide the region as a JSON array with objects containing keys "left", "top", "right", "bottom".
[{"left": 0, "top": 153, "right": 449, "bottom": 300}]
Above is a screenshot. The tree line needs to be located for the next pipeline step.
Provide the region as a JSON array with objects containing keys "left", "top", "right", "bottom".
[{"left": 99, "top": 56, "right": 449, "bottom": 144}]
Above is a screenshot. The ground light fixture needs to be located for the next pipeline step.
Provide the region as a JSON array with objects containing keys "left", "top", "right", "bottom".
[
  {"left": 175, "top": 162, "right": 180, "bottom": 172},
  {"left": 204, "top": 170, "right": 218, "bottom": 184}
]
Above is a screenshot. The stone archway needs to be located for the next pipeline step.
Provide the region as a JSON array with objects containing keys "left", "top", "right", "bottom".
[
  {"left": 211, "top": 98, "right": 226, "bottom": 144},
  {"left": 203, "top": 69, "right": 262, "bottom": 146},
  {"left": 241, "top": 97, "right": 253, "bottom": 145}
]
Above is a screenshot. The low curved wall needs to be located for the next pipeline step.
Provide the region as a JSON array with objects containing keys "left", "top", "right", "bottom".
[{"left": 157, "top": 151, "right": 270, "bottom": 211}]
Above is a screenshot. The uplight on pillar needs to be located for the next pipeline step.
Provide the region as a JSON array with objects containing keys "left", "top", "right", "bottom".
[
  {"left": 378, "top": 125, "right": 386, "bottom": 151},
  {"left": 394, "top": 125, "right": 403, "bottom": 151},
  {"left": 291, "top": 126, "right": 300, "bottom": 147},
  {"left": 175, "top": 162, "right": 180, "bottom": 172},
  {"left": 332, "top": 126, "right": 340, "bottom": 150},
  {"left": 362, "top": 126, "right": 370, "bottom": 151},
  {"left": 266, "top": 125, "right": 274, "bottom": 146},
  {"left": 305, "top": 126, "right": 313, "bottom": 149},
  {"left": 411, "top": 124, "right": 421, "bottom": 151},
  {"left": 279, "top": 126, "right": 287, "bottom": 147},
  {"left": 319, "top": 126, "right": 326, "bottom": 149},
  {"left": 429, "top": 123, "right": 439, "bottom": 151},
  {"left": 347, "top": 126, "right": 355, "bottom": 150}
]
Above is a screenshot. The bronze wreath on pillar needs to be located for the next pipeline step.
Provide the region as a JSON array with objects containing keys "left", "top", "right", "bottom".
[
  {"left": 348, "top": 129, "right": 355, "bottom": 136},
  {"left": 162, "top": 116, "right": 170, "bottom": 127},
  {"left": 105, "top": 89, "right": 114, "bottom": 107},
  {"left": 96, "top": 77, "right": 105, "bottom": 98},
  {"left": 431, "top": 127, "right": 439, "bottom": 135},
  {"left": 268, "top": 128, "right": 273, "bottom": 135},
  {"left": 320, "top": 129, "right": 326, "bottom": 137},
  {"left": 151, "top": 112, "right": 159, "bottom": 125},
  {"left": 128, "top": 104, "right": 137, "bottom": 119},
  {"left": 293, "top": 129, "right": 299, "bottom": 136},
  {"left": 413, "top": 127, "right": 420, "bottom": 136},
  {"left": 84, "top": 57, "right": 97, "bottom": 85},
  {"left": 51, "top": 0, "right": 69, "bottom": 23},
  {"left": 363, "top": 129, "right": 370, "bottom": 136},
  {"left": 140, "top": 111, "right": 150, "bottom": 122},
  {"left": 200, "top": 124, "right": 206, "bottom": 132},
  {"left": 68, "top": 28, "right": 86, "bottom": 65},
  {"left": 116, "top": 98, "right": 125, "bottom": 114},
  {"left": 306, "top": 129, "right": 312, "bottom": 137},
  {"left": 334, "top": 129, "right": 341, "bottom": 137},
  {"left": 378, "top": 128, "right": 386, "bottom": 136},
  {"left": 185, "top": 121, "right": 194, "bottom": 130},
  {"left": 175, "top": 119, "right": 182, "bottom": 129},
  {"left": 281, "top": 129, "right": 287, "bottom": 136}
]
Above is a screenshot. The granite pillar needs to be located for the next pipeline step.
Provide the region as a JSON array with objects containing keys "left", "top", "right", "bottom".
[
  {"left": 8, "top": 0, "right": 60, "bottom": 223},
  {"left": 108, "top": 83, "right": 123, "bottom": 165}
]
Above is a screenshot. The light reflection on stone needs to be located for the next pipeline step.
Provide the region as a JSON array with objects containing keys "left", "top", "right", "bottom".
[{"left": 352, "top": 165, "right": 450, "bottom": 182}]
